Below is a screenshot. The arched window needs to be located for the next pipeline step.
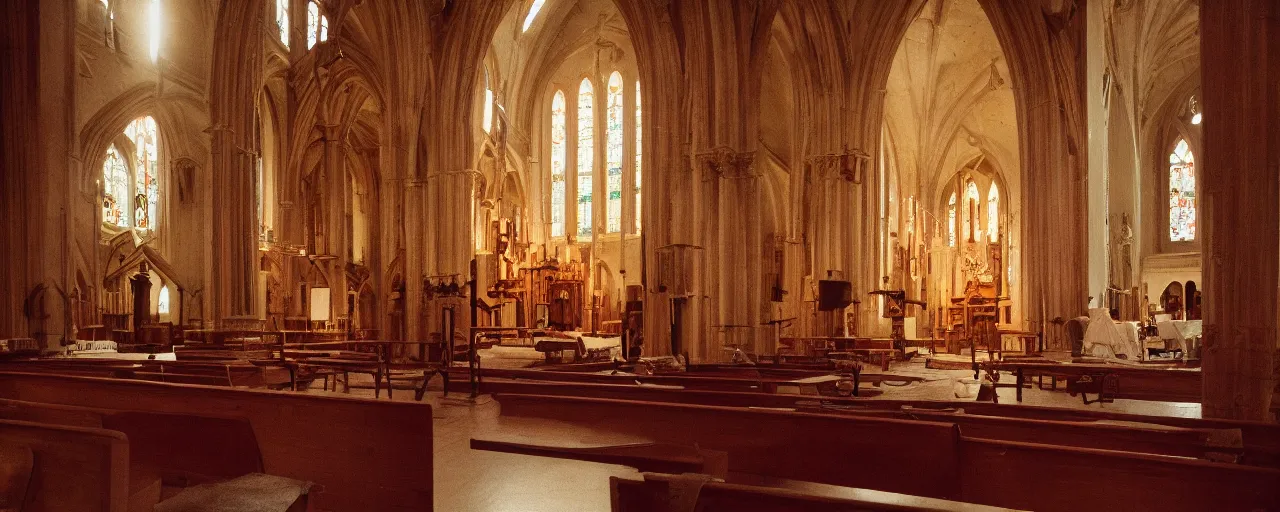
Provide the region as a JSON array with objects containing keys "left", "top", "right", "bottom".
[
  {"left": 147, "top": 0, "right": 161, "bottom": 63},
  {"left": 906, "top": 196, "right": 915, "bottom": 237},
  {"left": 102, "top": 145, "right": 129, "bottom": 228},
  {"left": 963, "top": 181, "right": 979, "bottom": 242},
  {"left": 1169, "top": 138, "right": 1196, "bottom": 242},
  {"left": 606, "top": 72, "right": 624, "bottom": 233},
  {"left": 549, "top": 90, "right": 567, "bottom": 237},
  {"left": 157, "top": 285, "right": 170, "bottom": 315},
  {"left": 947, "top": 192, "right": 957, "bottom": 247},
  {"left": 522, "top": 0, "right": 547, "bottom": 32},
  {"left": 987, "top": 182, "right": 999, "bottom": 242},
  {"left": 577, "top": 78, "right": 594, "bottom": 239},
  {"left": 276, "top": 0, "right": 289, "bottom": 48},
  {"left": 306, "top": 1, "right": 328, "bottom": 49},
  {"left": 635, "top": 81, "right": 642, "bottom": 233},
  {"left": 124, "top": 116, "right": 159, "bottom": 231},
  {"left": 482, "top": 68, "right": 495, "bottom": 134}
]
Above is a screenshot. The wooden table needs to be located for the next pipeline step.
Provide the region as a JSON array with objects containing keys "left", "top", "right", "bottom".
[{"left": 282, "top": 340, "right": 447, "bottom": 399}]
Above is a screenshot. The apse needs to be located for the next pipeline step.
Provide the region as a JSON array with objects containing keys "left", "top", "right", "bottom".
[{"left": 882, "top": 0, "right": 1022, "bottom": 340}]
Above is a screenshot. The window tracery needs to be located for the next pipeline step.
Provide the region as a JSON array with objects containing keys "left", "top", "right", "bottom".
[{"left": 102, "top": 145, "right": 129, "bottom": 228}]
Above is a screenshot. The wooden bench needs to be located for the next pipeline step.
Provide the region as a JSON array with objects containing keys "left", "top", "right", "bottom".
[
  {"left": 984, "top": 360, "right": 1202, "bottom": 403},
  {"left": 494, "top": 393, "right": 964, "bottom": 499},
  {"left": 492, "top": 393, "right": 1280, "bottom": 511},
  {"left": 0, "top": 418, "right": 130, "bottom": 511},
  {"left": 0, "top": 371, "right": 434, "bottom": 511},
  {"left": 613, "top": 473, "right": 1018, "bottom": 512}
]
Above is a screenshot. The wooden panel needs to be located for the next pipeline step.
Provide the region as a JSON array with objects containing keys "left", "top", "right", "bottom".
[
  {"left": 495, "top": 393, "right": 962, "bottom": 499},
  {"left": 0, "top": 371, "right": 433, "bottom": 512},
  {"left": 0, "top": 419, "right": 130, "bottom": 512},
  {"left": 959, "top": 438, "right": 1280, "bottom": 511}
]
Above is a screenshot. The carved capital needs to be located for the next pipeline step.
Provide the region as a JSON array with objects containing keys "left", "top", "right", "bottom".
[
  {"left": 698, "top": 147, "right": 757, "bottom": 179},
  {"left": 807, "top": 149, "right": 871, "bottom": 183}
]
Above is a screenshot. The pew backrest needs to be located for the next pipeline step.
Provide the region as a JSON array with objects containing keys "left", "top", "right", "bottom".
[
  {"left": 495, "top": 393, "right": 963, "bottom": 499},
  {"left": 0, "top": 371, "right": 434, "bottom": 511}
]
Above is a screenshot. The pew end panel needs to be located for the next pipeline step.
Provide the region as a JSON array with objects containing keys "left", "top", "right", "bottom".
[{"left": 0, "top": 419, "right": 131, "bottom": 512}]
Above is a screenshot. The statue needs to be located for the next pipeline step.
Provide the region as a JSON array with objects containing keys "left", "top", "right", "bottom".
[{"left": 1110, "top": 213, "right": 1134, "bottom": 289}]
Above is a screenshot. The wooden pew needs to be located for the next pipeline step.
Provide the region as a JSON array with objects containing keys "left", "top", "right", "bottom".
[
  {"left": 612, "top": 473, "right": 1020, "bottom": 512},
  {"left": 494, "top": 393, "right": 964, "bottom": 499},
  {"left": 985, "top": 360, "right": 1202, "bottom": 403},
  {"left": 0, "top": 419, "right": 130, "bottom": 512},
  {"left": 960, "top": 438, "right": 1280, "bottom": 511},
  {"left": 493, "top": 393, "right": 1280, "bottom": 511},
  {"left": 0, "top": 371, "right": 433, "bottom": 511},
  {"left": 456, "top": 366, "right": 876, "bottom": 397}
]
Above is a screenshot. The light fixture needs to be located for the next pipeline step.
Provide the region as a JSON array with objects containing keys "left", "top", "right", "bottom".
[{"left": 1189, "top": 96, "right": 1201, "bottom": 125}]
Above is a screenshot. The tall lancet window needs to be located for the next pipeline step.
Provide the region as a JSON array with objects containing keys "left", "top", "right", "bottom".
[
  {"left": 157, "top": 285, "right": 170, "bottom": 315},
  {"left": 102, "top": 145, "right": 129, "bottom": 228},
  {"left": 576, "top": 78, "right": 594, "bottom": 239},
  {"left": 634, "top": 81, "right": 642, "bottom": 232},
  {"left": 987, "top": 183, "right": 999, "bottom": 242},
  {"left": 125, "top": 116, "right": 160, "bottom": 231},
  {"left": 549, "top": 90, "right": 567, "bottom": 237},
  {"left": 605, "top": 72, "right": 624, "bottom": 233},
  {"left": 306, "top": 1, "right": 328, "bottom": 49},
  {"left": 947, "top": 193, "right": 957, "bottom": 247},
  {"left": 963, "top": 181, "right": 979, "bottom": 242},
  {"left": 276, "top": 0, "right": 289, "bottom": 48},
  {"left": 1169, "top": 138, "right": 1196, "bottom": 242},
  {"left": 147, "top": 0, "right": 161, "bottom": 63},
  {"left": 483, "top": 68, "right": 495, "bottom": 134}
]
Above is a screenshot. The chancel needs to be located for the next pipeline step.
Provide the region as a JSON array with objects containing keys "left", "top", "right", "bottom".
[{"left": 1, "top": 0, "right": 1278, "bottom": 510}]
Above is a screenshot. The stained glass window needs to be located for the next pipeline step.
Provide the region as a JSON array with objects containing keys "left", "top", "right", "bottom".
[
  {"left": 987, "top": 183, "right": 999, "bottom": 242},
  {"left": 635, "top": 81, "right": 642, "bottom": 233},
  {"left": 605, "top": 72, "right": 624, "bottom": 233},
  {"left": 963, "top": 181, "right": 978, "bottom": 242},
  {"left": 306, "top": 1, "right": 327, "bottom": 49},
  {"left": 276, "top": 0, "right": 289, "bottom": 48},
  {"left": 125, "top": 116, "right": 159, "bottom": 231},
  {"left": 483, "top": 68, "right": 494, "bottom": 134},
  {"left": 550, "top": 90, "right": 567, "bottom": 237},
  {"left": 102, "top": 145, "right": 129, "bottom": 228},
  {"left": 157, "top": 285, "right": 170, "bottom": 315},
  {"left": 1169, "top": 138, "right": 1196, "bottom": 241},
  {"left": 577, "top": 78, "right": 594, "bottom": 238},
  {"left": 947, "top": 193, "right": 957, "bottom": 247},
  {"left": 522, "top": 0, "right": 547, "bottom": 32}
]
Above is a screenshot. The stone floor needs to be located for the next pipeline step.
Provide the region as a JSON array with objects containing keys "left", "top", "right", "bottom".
[{"left": 311, "top": 348, "right": 1202, "bottom": 510}]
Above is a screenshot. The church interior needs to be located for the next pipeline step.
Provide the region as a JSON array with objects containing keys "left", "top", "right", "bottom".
[{"left": 1, "top": 0, "right": 1278, "bottom": 510}]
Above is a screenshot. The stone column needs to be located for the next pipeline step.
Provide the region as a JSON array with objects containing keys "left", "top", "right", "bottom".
[
  {"left": 702, "top": 148, "right": 765, "bottom": 359},
  {"left": 1200, "top": 0, "right": 1279, "bottom": 421},
  {"left": 210, "top": 127, "right": 258, "bottom": 323}
]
